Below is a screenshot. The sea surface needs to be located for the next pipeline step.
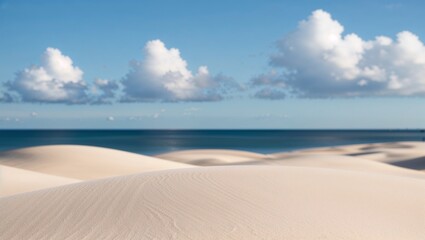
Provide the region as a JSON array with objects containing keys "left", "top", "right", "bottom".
[{"left": 0, "top": 130, "right": 424, "bottom": 155}]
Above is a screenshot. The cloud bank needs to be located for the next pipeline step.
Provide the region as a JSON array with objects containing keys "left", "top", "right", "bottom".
[
  {"left": 253, "top": 9, "right": 425, "bottom": 98},
  {"left": 6, "top": 13, "right": 425, "bottom": 104},
  {"left": 121, "top": 40, "right": 238, "bottom": 102},
  {"left": 3, "top": 42, "right": 237, "bottom": 104}
]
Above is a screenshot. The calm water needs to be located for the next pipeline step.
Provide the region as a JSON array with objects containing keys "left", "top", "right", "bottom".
[{"left": 0, "top": 130, "right": 424, "bottom": 155}]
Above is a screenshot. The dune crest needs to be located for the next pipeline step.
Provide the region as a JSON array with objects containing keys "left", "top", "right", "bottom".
[
  {"left": 266, "top": 155, "right": 425, "bottom": 179},
  {"left": 272, "top": 141, "right": 425, "bottom": 171},
  {"left": 156, "top": 149, "right": 269, "bottom": 166},
  {"left": 0, "top": 145, "right": 194, "bottom": 180},
  {"left": 0, "top": 164, "right": 79, "bottom": 197}
]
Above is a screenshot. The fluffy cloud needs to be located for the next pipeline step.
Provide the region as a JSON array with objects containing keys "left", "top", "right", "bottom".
[
  {"left": 7, "top": 48, "right": 89, "bottom": 103},
  {"left": 254, "top": 88, "right": 286, "bottom": 100},
  {"left": 94, "top": 79, "right": 118, "bottom": 97},
  {"left": 122, "top": 40, "right": 238, "bottom": 102},
  {"left": 253, "top": 9, "right": 425, "bottom": 98},
  {"left": 3, "top": 41, "right": 235, "bottom": 104},
  {"left": 250, "top": 71, "right": 286, "bottom": 99},
  {"left": 5, "top": 48, "right": 119, "bottom": 104},
  {"left": 0, "top": 92, "right": 13, "bottom": 102},
  {"left": 91, "top": 78, "right": 119, "bottom": 104}
]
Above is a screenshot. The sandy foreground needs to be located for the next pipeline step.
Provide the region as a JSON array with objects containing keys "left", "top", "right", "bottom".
[{"left": 1, "top": 142, "right": 425, "bottom": 239}]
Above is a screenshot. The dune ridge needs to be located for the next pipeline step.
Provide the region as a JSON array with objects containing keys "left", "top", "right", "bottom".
[
  {"left": 0, "top": 145, "right": 194, "bottom": 180},
  {"left": 272, "top": 141, "right": 425, "bottom": 167},
  {"left": 0, "top": 164, "right": 79, "bottom": 197},
  {"left": 219, "top": 154, "right": 425, "bottom": 179},
  {"left": 156, "top": 149, "right": 269, "bottom": 166}
]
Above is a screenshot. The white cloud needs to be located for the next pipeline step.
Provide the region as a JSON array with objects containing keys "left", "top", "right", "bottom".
[
  {"left": 5, "top": 48, "right": 118, "bottom": 104},
  {"left": 152, "top": 109, "right": 165, "bottom": 119},
  {"left": 253, "top": 9, "right": 425, "bottom": 98},
  {"left": 122, "top": 40, "right": 238, "bottom": 102},
  {"left": 385, "top": 3, "right": 402, "bottom": 10},
  {"left": 8, "top": 48, "right": 89, "bottom": 103},
  {"left": 92, "top": 78, "right": 119, "bottom": 103},
  {"left": 254, "top": 88, "right": 286, "bottom": 100},
  {"left": 251, "top": 71, "right": 286, "bottom": 99},
  {"left": 256, "top": 113, "right": 288, "bottom": 119},
  {"left": 107, "top": 116, "right": 115, "bottom": 121},
  {"left": 0, "top": 117, "right": 10, "bottom": 122},
  {"left": 0, "top": 92, "right": 13, "bottom": 102},
  {"left": 94, "top": 79, "right": 115, "bottom": 96},
  {"left": 183, "top": 107, "right": 201, "bottom": 116},
  {"left": 251, "top": 71, "right": 286, "bottom": 88}
]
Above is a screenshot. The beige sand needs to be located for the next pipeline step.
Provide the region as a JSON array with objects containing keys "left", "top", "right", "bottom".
[
  {"left": 272, "top": 141, "right": 425, "bottom": 171},
  {"left": 156, "top": 149, "right": 268, "bottom": 166},
  {"left": 1, "top": 166, "right": 425, "bottom": 239},
  {"left": 156, "top": 144, "right": 425, "bottom": 178},
  {"left": 266, "top": 155, "right": 425, "bottom": 179},
  {"left": 0, "top": 145, "right": 194, "bottom": 180},
  {"left": 203, "top": 154, "right": 425, "bottom": 179},
  {"left": 0, "top": 164, "right": 79, "bottom": 197},
  {"left": 2, "top": 143, "right": 425, "bottom": 239}
]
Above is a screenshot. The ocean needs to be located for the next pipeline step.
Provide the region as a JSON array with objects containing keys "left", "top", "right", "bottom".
[{"left": 0, "top": 130, "right": 424, "bottom": 155}]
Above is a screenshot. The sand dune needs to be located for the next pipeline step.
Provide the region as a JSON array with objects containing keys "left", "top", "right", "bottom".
[
  {"left": 273, "top": 141, "right": 425, "bottom": 157},
  {"left": 265, "top": 155, "right": 425, "bottom": 179},
  {"left": 156, "top": 149, "right": 268, "bottom": 166},
  {"left": 156, "top": 147, "right": 425, "bottom": 179},
  {"left": 1, "top": 166, "right": 425, "bottom": 239},
  {"left": 2, "top": 143, "right": 425, "bottom": 239},
  {"left": 0, "top": 164, "right": 79, "bottom": 197},
  {"left": 272, "top": 141, "right": 425, "bottom": 171},
  {"left": 0, "top": 145, "right": 194, "bottom": 180}
]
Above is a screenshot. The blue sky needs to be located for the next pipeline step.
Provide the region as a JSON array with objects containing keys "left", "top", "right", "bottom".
[{"left": 1, "top": 0, "right": 425, "bottom": 129}]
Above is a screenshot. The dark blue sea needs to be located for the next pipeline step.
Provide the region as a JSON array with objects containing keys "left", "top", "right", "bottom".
[{"left": 0, "top": 130, "right": 424, "bottom": 155}]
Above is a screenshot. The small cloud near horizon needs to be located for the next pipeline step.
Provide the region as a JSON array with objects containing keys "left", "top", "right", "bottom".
[
  {"left": 385, "top": 3, "right": 403, "bottom": 10},
  {"left": 183, "top": 107, "right": 201, "bottom": 116}
]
